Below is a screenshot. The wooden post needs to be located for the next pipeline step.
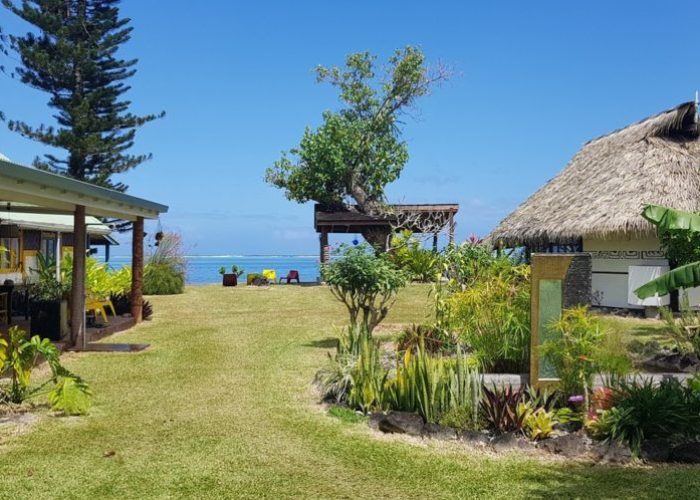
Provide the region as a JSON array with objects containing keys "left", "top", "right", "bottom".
[
  {"left": 131, "top": 217, "right": 144, "bottom": 323},
  {"left": 448, "top": 213, "right": 456, "bottom": 244},
  {"left": 55, "top": 231, "right": 62, "bottom": 281},
  {"left": 319, "top": 230, "right": 329, "bottom": 264},
  {"left": 432, "top": 233, "right": 438, "bottom": 252},
  {"left": 70, "top": 205, "right": 86, "bottom": 349}
]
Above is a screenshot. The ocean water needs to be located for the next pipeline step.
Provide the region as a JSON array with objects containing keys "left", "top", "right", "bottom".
[{"left": 106, "top": 255, "right": 321, "bottom": 285}]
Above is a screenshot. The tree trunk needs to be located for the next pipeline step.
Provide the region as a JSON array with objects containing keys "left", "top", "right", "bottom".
[
  {"left": 70, "top": 205, "right": 86, "bottom": 348},
  {"left": 131, "top": 217, "right": 144, "bottom": 322},
  {"left": 362, "top": 227, "right": 391, "bottom": 253}
]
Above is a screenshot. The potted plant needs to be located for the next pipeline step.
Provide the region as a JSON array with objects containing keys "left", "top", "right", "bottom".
[
  {"left": 221, "top": 265, "right": 244, "bottom": 287},
  {"left": 29, "top": 254, "right": 69, "bottom": 341}
]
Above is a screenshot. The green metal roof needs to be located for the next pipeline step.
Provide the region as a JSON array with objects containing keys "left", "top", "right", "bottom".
[{"left": 0, "top": 158, "right": 168, "bottom": 220}]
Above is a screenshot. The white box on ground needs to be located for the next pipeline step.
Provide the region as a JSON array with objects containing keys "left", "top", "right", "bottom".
[{"left": 627, "top": 265, "right": 670, "bottom": 306}]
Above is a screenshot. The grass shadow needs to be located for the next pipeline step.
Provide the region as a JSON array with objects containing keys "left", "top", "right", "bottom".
[
  {"left": 518, "top": 460, "right": 700, "bottom": 499},
  {"left": 305, "top": 337, "right": 339, "bottom": 349}
]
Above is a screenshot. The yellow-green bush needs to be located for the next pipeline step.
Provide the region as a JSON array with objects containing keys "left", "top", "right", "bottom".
[{"left": 447, "top": 264, "right": 530, "bottom": 372}]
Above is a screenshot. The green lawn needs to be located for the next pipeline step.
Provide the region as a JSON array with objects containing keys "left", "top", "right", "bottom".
[{"left": 1, "top": 285, "right": 699, "bottom": 499}]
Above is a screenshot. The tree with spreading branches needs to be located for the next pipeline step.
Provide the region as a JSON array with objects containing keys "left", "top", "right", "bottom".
[
  {"left": 3, "top": 0, "right": 163, "bottom": 191},
  {"left": 265, "top": 46, "right": 449, "bottom": 248}
]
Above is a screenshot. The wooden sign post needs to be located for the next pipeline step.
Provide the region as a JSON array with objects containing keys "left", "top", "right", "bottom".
[{"left": 530, "top": 253, "right": 592, "bottom": 387}]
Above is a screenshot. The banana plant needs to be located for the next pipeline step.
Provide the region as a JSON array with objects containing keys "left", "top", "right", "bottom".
[
  {"left": 635, "top": 205, "right": 700, "bottom": 299},
  {"left": 0, "top": 326, "right": 91, "bottom": 414}
]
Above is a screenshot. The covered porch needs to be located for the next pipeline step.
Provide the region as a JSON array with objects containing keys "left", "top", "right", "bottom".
[
  {"left": 314, "top": 203, "right": 459, "bottom": 263},
  {"left": 0, "top": 157, "right": 168, "bottom": 349}
]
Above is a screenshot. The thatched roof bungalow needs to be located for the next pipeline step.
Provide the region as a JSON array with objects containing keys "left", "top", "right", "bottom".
[{"left": 490, "top": 101, "right": 700, "bottom": 309}]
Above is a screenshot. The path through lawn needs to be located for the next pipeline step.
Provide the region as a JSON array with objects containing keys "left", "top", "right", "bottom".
[{"left": 0, "top": 285, "right": 698, "bottom": 499}]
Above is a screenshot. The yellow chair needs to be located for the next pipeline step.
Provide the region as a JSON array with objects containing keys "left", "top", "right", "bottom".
[
  {"left": 86, "top": 297, "right": 116, "bottom": 324},
  {"left": 262, "top": 269, "right": 276, "bottom": 283}
]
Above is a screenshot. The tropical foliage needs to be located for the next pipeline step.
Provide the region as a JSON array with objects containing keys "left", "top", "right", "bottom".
[
  {"left": 440, "top": 241, "right": 499, "bottom": 290},
  {"left": 386, "top": 344, "right": 482, "bottom": 427},
  {"left": 659, "top": 292, "right": 700, "bottom": 357},
  {"left": 389, "top": 231, "right": 441, "bottom": 282},
  {"left": 635, "top": 205, "right": 700, "bottom": 298},
  {"left": 144, "top": 232, "right": 186, "bottom": 295},
  {"left": 480, "top": 384, "right": 527, "bottom": 433},
  {"left": 61, "top": 253, "right": 131, "bottom": 299},
  {"left": 315, "top": 325, "right": 382, "bottom": 407},
  {"left": 0, "top": 326, "right": 91, "bottom": 415},
  {"left": 322, "top": 244, "right": 407, "bottom": 334},
  {"left": 5, "top": 0, "right": 163, "bottom": 191},
  {"left": 30, "top": 253, "right": 69, "bottom": 301},
  {"left": 265, "top": 47, "right": 448, "bottom": 214},
  {"left": 446, "top": 260, "right": 530, "bottom": 372},
  {"left": 316, "top": 327, "right": 483, "bottom": 427},
  {"left": 395, "top": 324, "right": 456, "bottom": 355},
  {"left": 591, "top": 377, "right": 700, "bottom": 455}
]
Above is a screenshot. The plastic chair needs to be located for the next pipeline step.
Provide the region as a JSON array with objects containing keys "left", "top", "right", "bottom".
[
  {"left": 262, "top": 269, "right": 276, "bottom": 283},
  {"left": 279, "top": 270, "right": 300, "bottom": 284},
  {"left": 86, "top": 297, "right": 116, "bottom": 324}
]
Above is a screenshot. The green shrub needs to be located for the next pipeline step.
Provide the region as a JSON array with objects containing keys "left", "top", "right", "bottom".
[
  {"left": 0, "top": 326, "right": 91, "bottom": 414},
  {"left": 540, "top": 307, "right": 604, "bottom": 403},
  {"left": 541, "top": 307, "right": 631, "bottom": 405},
  {"left": 590, "top": 377, "right": 700, "bottom": 455},
  {"left": 109, "top": 265, "right": 132, "bottom": 295},
  {"left": 30, "top": 253, "right": 69, "bottom": 301},
  {"left": 314, "top": 325, "right": 387, "bottom": 409},
  {"left": 439, "top": 406, "right": 481, "bottom": 430},
  {"left": 322, "top": 244, "right": 407, "bottom": 334},
  {"left": 522, "top": 406, "right": 557, "bottom": 441},
  {"left": 347, "top": 331, "right": 388, "bottom": 413},
  {"left": 143, "top": 232, "right": 186, "bottom": 295},
  {"left": 395, "top": 324, "right": 456, "bottom": 354},
  {"left": 480, "top": 384, "right": 563, "bottom": 437},
  {"left": 441, "top": 242, "right": 498, "bottom": 289},
  {"left": 61, "top": 254, "right": 133, "bottom": 299},
  {"left": 659, "top": 291, "right": 700, "bottom": 357},
  {"left": 386, "top": 343, "right": 481, "bottom": 426},
  {"left": 447, "top": 264, "right": 530, "bottom": 372},
  {"left": 389, "top": 231, "right": 441, "bottom": 282},
  {"left": 246, "top": 273, "right": 270, "bottom": 286},
  {"left": 480, "top": 384, "right": 527, "bottom": 433},
  {"left": 144, "top": 263, "right": 185, "bottom": 295}
]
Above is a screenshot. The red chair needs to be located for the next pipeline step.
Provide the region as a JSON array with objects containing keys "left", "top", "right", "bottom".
[{"left": 279, "top": 270, "right": 300, "bottom": 284}]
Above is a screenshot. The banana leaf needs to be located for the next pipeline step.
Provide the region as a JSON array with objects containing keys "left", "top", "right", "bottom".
[
  {"left": 642, "top": 205, "right": 700, "bottom": 233},
  {"left": 634, "top": 261, "right": 700, "bottom": 298}
]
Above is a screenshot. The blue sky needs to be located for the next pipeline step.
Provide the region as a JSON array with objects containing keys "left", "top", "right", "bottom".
[{"left": 1, "top": 1, "right": 699, "bottom": 256}]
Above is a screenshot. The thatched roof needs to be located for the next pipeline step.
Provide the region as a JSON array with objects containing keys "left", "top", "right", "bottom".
[{"left": 489, "top": 101, "right": 700, "bottom": 247}]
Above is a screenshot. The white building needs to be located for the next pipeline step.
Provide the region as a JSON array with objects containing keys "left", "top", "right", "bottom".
[{"left": 489, "top": 101, "right": 700, "bottom": 310}]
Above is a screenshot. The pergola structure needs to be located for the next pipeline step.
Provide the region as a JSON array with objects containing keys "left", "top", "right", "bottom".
[
  {"left": 314, "top": 203, "right": 459, "bottom": 263},
  {"left": 0, "top": 157, "right": 168, "bottom": 349}
]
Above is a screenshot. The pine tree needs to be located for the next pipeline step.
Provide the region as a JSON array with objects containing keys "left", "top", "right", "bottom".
[{"left": 4, "top": 0, "right": 163, "bottom": 191}]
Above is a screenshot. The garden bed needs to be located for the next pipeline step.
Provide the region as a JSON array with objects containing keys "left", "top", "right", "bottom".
[
  {"left": 369, "top": 410, "right": 630, "bottom": 464},
  {"left": 364, "top": 409, "right": 700, "bottom": 465}
]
